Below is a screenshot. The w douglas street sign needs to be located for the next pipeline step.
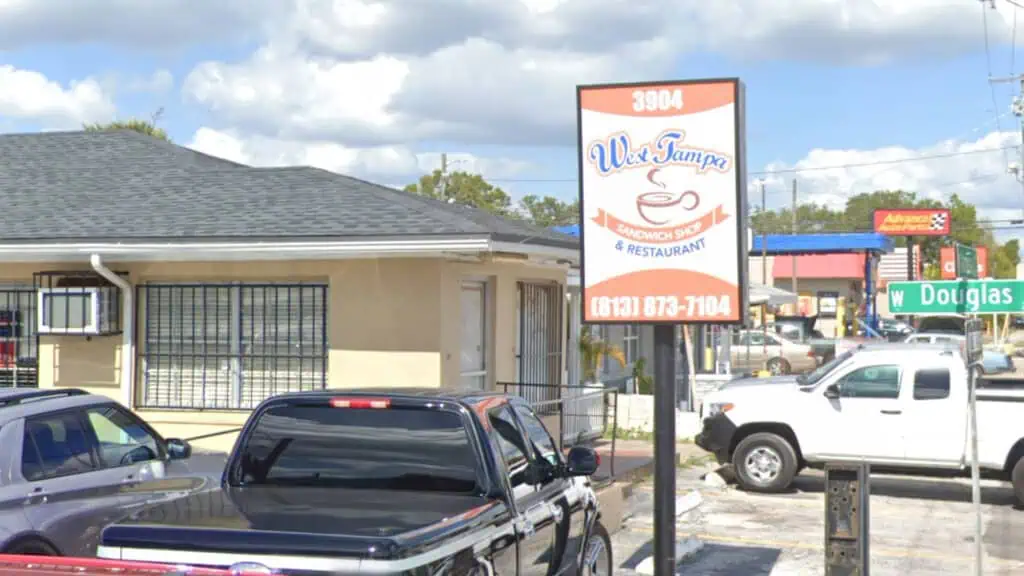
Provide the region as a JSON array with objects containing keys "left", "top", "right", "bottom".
[{"left": 888, "top": 280, "right": 1024, "bottom": 314}]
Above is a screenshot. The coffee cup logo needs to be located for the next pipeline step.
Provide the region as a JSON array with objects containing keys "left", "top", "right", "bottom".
[{"left": 635, "top": 168, "right": 700, "bottom": 225}]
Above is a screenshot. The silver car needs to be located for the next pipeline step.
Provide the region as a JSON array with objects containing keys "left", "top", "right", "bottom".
[{"left": 0, "top": 388, "right": 225, "bottom": 557}]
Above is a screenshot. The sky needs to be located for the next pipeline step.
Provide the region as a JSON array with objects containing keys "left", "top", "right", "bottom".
[{"left": 3, "top": 0, "right": 1024, "bottom": 242}]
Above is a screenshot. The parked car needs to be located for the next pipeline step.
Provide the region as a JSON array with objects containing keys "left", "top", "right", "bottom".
[
  {"left": 0, "top": 388, "right": 226, "bottom": 557},
  {"left": 771, "top": 315, "right": 835, "bottom": 363},
  {"left": 97, "top": 389, "right": 611, "bottom": 575},
  {"left": 697, "top": 342, "right": 1024, "bottom": 505},
  {"left": 903, "top": 332, "right": 1015, "bottom": 376},
  {"left": 723, "top": 329, "right": 818, "bottom": 375}
]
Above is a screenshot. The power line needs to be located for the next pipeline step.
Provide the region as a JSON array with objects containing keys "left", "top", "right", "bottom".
[
  {"left": 982, "top": 0, "right": 1010, "bottom": 166},
  {"left": 487, "top": 145, "right": 1019, "bottom": 183}
]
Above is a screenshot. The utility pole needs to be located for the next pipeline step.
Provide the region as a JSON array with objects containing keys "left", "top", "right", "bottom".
[
  {"left": 989, "top": 73, "right": 1024, "bottom": 218},
  {"left": 791, "top": 179, "right": 798, "bottom": 299},
  {"left": 440, "top": 153, "right": 449, "bottom": 202}
]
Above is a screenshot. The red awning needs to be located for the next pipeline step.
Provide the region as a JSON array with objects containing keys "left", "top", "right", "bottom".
[{"left": 772, "top": 253, "right": 865, "bottom": 280}]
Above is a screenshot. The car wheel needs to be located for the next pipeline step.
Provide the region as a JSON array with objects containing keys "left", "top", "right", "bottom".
[
  {"left": 580, "top": 521, "right": 613, "bottom": 576},
  {"left": 1011, "top": 457, "right": 1024, "bottom": 508},
  {"left": 766, "top": 358, "right": 790, "bottom": 375},
  {"left": 3, "top": 538, "right": 59, "bottom": 556},
  {"left": 732, "top": 432, "right": 799, "bottom": 493}
]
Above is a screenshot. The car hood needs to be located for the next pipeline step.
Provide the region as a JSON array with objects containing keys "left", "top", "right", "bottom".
[{"left": 719, "top": 375, "right": 803, "bottom": 390}]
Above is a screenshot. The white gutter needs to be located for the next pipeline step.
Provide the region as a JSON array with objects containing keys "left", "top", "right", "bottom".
[
  {"left": 0, "top": 238, "right": 580, "bottom": 264},
  {"left": 90, "top": 254, "right": 134, "bottom": 409}
]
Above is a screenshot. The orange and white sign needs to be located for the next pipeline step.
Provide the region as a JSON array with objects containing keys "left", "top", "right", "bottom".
[
  {"left": 939, "top": 245, "right": 988, "bottom": 279},
  {"left": 578, "top": 79, "right": 748, "bottom": 323}
]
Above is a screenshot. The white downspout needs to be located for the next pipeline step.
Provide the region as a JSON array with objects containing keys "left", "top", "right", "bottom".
[{"left": 90, "top": 254, "right": 134, "bottom": 408}]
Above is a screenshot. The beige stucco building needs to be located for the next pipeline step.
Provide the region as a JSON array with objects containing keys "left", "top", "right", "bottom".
[{"left": 0, "top": 130, "right": 578, "bottom": 451}]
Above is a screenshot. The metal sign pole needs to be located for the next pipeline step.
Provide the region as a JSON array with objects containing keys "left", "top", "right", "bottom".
[
  {"left": 653, "top": 323, "right": 678, "bottom": 575},
  {"left": 965, "top": 316, "right": 984, "bottom": 576},
  {"left": 968, "top": 359, "right": 983, "bottom": 576}
]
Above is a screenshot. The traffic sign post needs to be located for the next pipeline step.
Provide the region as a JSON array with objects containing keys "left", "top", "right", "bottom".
[
  {"left": 887, "top": 279, "right": 1024, "bottom": 315},
  {"left": 964, "top": 317, "right": 984, "bottom": 576},
  {"left": 956, "top": 243, "right": 979, "bottom": 280}
]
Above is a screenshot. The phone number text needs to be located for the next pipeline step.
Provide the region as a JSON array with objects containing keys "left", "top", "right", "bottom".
[{"left": 589, "top": 295, "right": 733, "bottom": 320}]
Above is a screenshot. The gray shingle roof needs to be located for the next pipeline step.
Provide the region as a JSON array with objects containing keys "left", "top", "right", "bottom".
[{"left": 0, "top": 130, "right": 578, "bottom": 250}]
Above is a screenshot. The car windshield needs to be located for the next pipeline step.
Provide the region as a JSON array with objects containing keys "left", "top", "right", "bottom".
[
  {"left": 798, "top": 349, "right": 854, "bottom": 386},
  {"left": 234, "top": 403, "right": 482, "bottom": 494}
]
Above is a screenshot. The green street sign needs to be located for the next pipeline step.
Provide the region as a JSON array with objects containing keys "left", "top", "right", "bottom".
[
  {"left": 888, "top": 280, "right": 1024, "bottom": 314},
  {"left": 955, "top": 243, "right": 978, "bottom": 279}
]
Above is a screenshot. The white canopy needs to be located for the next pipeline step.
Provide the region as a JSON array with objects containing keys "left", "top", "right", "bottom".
[{"left": 749, "top": 283, "right": 798, "bottom": 306}]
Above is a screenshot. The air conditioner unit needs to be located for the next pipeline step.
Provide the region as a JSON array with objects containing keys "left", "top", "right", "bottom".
[{"left": 37, "top": 287, "right": 116, "bottom": 335}]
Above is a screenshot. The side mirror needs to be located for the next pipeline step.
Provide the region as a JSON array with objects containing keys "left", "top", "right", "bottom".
[
  {"left": 165, "top": 438, "right": 192, "bottom": 460},
  {"left": 564, "top": 446, "right": 600, "bottom": 477},
  {"left": 824, "top": 383, "right": 841, "bottom": 399}
]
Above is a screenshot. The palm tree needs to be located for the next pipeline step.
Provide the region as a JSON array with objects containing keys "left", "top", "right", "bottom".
[
  {"left": 578, "top": 326, "right": 626, "bottom": 383},
  {"left": 632, "top": 356, "right": 654, "bottom": 395}
]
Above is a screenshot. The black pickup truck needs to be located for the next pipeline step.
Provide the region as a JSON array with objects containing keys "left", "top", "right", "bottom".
[{"left": 96, "top": 389, "right": 611, "bottom": 575}]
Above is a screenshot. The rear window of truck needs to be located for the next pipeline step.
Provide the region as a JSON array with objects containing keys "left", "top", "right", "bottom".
[{"left": 235, "top": 403, "right": 481, "bottom": 493}]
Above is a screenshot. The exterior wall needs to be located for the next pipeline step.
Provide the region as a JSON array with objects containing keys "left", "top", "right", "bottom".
[
  {"left": 772, "top": 277, "right": 858, "bottom": 338},
  {"left": 0, "top": 257, "right": 568, "bottom": 451}
]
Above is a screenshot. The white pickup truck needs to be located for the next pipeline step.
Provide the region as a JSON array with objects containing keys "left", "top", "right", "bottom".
[{"left": 696, "top": 342, "right": 1024, "bottom": 505}]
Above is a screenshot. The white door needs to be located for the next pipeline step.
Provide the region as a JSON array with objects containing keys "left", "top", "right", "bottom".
[
  {"left": 817, "top": 363, "right": 907, "bottom": 462},
  {"left": 901, "top": 362, "right": 968, "bottom": 467},
  {"left": 460, "top": 281, "right": 487, "bottom": 389}
]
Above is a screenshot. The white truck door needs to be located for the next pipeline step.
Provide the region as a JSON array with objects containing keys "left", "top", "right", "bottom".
[
  {"left": 902, "top": 359, "right": 968, "bottom": 467},
  {"left": 819, "top": 363, "right": 907, "bottom": 462}
]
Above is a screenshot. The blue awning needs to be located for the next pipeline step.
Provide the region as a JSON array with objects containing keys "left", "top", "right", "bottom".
[{"left": 751, "top": 233, "right": 893, "bottom": 255}]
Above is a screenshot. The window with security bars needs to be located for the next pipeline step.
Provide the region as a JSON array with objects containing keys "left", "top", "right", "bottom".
[{"left": 138, "top": 283, "right": 328, "bottom": 410}]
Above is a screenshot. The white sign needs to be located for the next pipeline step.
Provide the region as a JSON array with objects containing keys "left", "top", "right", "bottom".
[{"left": 577, "top": 79, "right": 749, "bottom": 324}]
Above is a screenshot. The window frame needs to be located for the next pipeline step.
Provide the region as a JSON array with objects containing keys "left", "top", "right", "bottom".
[
  {"left": 82, "top": 403, "right": 167, "bottom": 469},
  {"left": 138, "top": 282, "right": 329, "bottom": 410},
  {"left": 913, "top": 367, "right": 952, "bottom": 401},
  {"left": 623, "top": 324, "right": 640, "bottom": 365},
  {"left": 20, "top": 409, "right": 101, "bottom": 482},
  {"left": 836, "top": 364, "right": 902, "bottom": 399},
  {"left": 487, "top": 404, "right": 536, "bottom": 504},
  {"left": 510, "top": 400, "right": 563, "bottom": 473}
]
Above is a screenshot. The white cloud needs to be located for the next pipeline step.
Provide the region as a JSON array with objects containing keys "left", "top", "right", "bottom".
[
  {"left": 0, "top": 0, "right": 278, "bottom": 48},
  {"left": 187, "top": 127, "right": 533, "bottom": 187},
  {"left": 180, "top": 0, "right": 1010, "bottom": 149},
  {"left": 752, "top": 130, "right": 1024, "bottom": 232},
  {"left": 125, "top": 69, "right": 174, "bottom": 93},
  {"left": 0, "top": 65, "right": 115, "bottom": 128}
]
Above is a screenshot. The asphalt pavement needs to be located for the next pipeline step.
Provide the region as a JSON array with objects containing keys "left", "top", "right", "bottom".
[{"left": 610, "top": 464, "right": 1024, "bottom": 575}]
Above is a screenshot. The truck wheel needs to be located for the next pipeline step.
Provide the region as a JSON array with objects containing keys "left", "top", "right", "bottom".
[
  {"left": 1011, "top": 457, "right": 1024, "bottom": 507},
  {"left": 732, "top": 432, "right": 798, "bottom": 493},
  {"left": 581, "top": 521, "right": 612, "bottom": 576},
  {"left": 766, "top": 358, "right": 790, "bottom": 375}
]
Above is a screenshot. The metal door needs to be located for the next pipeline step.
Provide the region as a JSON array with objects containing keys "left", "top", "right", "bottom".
[
  {"left": 460, "top": 281, "right": 488, "bottom": 389},
  {"left": 0, "top": 288, "right": 37, "bottom": 388},
  {"left": 515, "top": 282, "right": 563, "bottom": 404}
]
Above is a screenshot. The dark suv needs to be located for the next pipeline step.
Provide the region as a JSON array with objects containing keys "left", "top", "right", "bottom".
[{"left": 0, "top": 388, "right": 225, "bottom": 557}]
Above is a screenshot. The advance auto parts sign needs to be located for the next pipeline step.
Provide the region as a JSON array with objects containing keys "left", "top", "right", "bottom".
[
  {"left": 577, "top": 79, "right": 748, "bottom": 324},
  {"left": 873, "top": 208, "right": 951, "bottom": 236}
]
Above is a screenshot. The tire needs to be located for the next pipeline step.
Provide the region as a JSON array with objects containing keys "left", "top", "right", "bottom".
[
  {"left": 732, "top": 432, "right": 799, "bottom": 493},
  {"left": 580, "top": 521, "right": 613, "bottom": 576},
  {"left": 1011, "top": 457, "right": 1024, "bottom": 508},
  {"left": 766, "top": 357, "right": 790, "bottom": 375},
  {"left": 3, "top": 538, "right": 59, "bottom": 556}
]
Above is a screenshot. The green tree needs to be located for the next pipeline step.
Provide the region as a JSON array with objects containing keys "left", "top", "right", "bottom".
[
  {"left": 519, "top": 195, "right": 579, "bottom": 227},
  {"left": 405, "top": 170, "right": 517, "bottom": 218},
  {"left": 83, "top": 118, "right": 170, "bottom": 141},
  {"left": 578, "top": 326, "right": 625, "bottom": 383}
]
